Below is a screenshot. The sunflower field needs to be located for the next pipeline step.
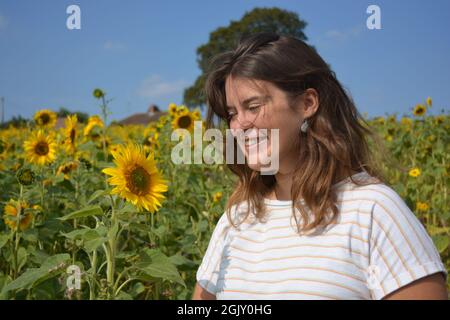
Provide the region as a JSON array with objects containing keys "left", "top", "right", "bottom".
[{"left": 0, "top": 90, "right": 448, "bottom": 299}]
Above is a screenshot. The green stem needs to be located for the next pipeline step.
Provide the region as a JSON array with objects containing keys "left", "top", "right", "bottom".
[
  {"left": 39, "top": 168, "right": 45, "bottom": 212},
  {"left": 115, "top": 277, "right": 137, "bottom": 296},
  {"left": 12, "top": 185, "right": 25, "bottom": 279},
  {"left": 89, "top": 249, "right": 98, "bottom": 300},
  {"left": 100, "top": 95, "right": 109, "bottom": 190},
  {"left": 106, "top": 197, "right": 118, "bottom": 299},
  {"left": 73, "top": 167, "right": 80, "bottom": 262},
  {"left": 153, "top": 280, "right": 160, "bottom": 300}
]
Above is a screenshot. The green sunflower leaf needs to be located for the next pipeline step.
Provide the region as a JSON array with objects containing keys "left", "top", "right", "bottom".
[
  {"left": 59, "top": 205, "right": 103, "bottom": 221},
  {"left": 135, "top": 248, "right": 185, "bottom": 288},
  {"left": 1, "top": 253, "right": 70, "bottom": 294}
]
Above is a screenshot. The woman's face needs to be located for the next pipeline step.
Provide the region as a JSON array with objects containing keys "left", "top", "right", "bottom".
[{"left": 225, "top": 76, "right": 315, "bottom": 173}]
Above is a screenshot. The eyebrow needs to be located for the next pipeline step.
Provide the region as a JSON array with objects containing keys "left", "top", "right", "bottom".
[{"left": 226, "top": 95, "right": 268, "bottom": 110}]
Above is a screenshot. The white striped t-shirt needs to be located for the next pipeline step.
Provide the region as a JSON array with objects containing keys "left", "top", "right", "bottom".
[{"left": 196, "top": 171, "right": 447, "bottom": 300}]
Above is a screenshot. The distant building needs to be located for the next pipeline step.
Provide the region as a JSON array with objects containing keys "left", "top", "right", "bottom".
[{"left": 117, "top": 104, "right": 167, "bottom": 125}]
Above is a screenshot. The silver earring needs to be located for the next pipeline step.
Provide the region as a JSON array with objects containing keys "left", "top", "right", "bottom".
[{"left": 300, "top": 119, "right": 309, "bottom": 133}]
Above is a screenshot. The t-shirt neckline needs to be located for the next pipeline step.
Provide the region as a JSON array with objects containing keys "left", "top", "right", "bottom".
[{"left": 263, "top": 171, "right": 369, "bottom": 206}]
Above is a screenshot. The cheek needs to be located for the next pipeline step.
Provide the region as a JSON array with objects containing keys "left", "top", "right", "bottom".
[
  {"left": 258, "top": 110, "right": 299, "bottom": 146},
  {"left": 229, "top": 120, "right": 239, "bottom": 131},
  {"left": 277, "top": 119, "right": 300, "bottom": 151}
]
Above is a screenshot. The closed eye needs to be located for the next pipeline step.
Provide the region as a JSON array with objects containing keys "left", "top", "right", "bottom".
[
  {"left": 226, "top": 103, "right": 263, "bottom": 120},
  {"left": 226, "top": 110, "right": 237, "bottom": 120},
  {"left": 248, "top": 104, "right": 263, "bottom": 113}
]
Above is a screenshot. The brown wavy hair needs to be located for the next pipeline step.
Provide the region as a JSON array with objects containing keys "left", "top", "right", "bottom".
[{"left": 204, "top": 32, "right": 402, "bottom": 234}]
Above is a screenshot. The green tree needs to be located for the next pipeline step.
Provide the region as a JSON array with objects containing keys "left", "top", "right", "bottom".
[
  {"left": 1, "top": 115, "right": 28, "bottom": 129},
  {"left": 183, "top": 7, "right": 309, "bottom": 109},
  {"left": 57, "top": 107, "right": 89, "bottom": 123}
]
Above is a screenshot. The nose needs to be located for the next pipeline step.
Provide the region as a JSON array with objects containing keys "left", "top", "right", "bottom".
[{"left": 231, "top": 112, "right": 255, "bottom": 131}]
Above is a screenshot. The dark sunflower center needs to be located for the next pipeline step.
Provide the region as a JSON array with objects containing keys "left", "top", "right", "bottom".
[
  {"left": 178, "top": 115, "right": 192, "bottom": 129},
  {"left": 35, "top": 142, "right": 49, "bottom": 156},
  {"left": 62, "top": 165, "right": 71, "bottom": 174},
  {"left": 70, "top": 129, "right": 76, "bottom": 143},
  {"left": 23, "top": 171, "right": 32, "bottom": 181},
  {"left": 127, "top": 166, "right": 151, "bottom": 196},
  {"left": 40, "top": 113, "right": 50, "bottom": 125},
  {"left": 143, "top": 136, "right": 151, "bottom": 146}
]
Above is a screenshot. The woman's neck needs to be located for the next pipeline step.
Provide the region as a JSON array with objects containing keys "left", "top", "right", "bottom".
[
  {"left": 267, "top": 168, "right": 361, "bottom": 201},
  {"left": 274, "top": 172, "right": 294, "bottom": 200}
]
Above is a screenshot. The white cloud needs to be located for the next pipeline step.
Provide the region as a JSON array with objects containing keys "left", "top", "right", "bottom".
[
  {"left": 0, "top": 13, "right": 8, "bottom": 30},
  {"left": 136, "top": 75, "right": 189, "bottom": 99},
  {"left": 103, "top": 40, "right": 126, "bottom": 51}
]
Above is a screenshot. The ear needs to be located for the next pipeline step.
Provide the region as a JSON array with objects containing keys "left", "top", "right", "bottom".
[{"left": 301, "top": 88, "right": 319, "bottom": 118}]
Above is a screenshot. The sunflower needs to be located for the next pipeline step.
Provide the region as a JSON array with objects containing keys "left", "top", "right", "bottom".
[
  {"left": 143, "top": 132, "right": 160, "bottom": 153},
  {"left": 416, "top": 201, "right": 429, "bottom": 212},
  {"left": 57, "top": 161, "right": 79, "bottom": 180},
  {"left": 427, "top": 134, "right": 436, "bottom": 143},
  {"left": 413, "top": 104, "right": 426, "bottom": 117},
  {"left": 16, "top": 167, "right": 35, "bottom": 185},
  {"left": 409, "top": 167, "right": 421, "bottom": 178},
  {"left": 212, "top": 191, "right": 223, "bottom": 203},
  {"left": 374, "top": 117, "right": 385, "bottom": 125},
  {"left": 401, "top": 117, "right": 413, "bottom": 126},
  {"left": 108, "top": 143, "right": 121, "bottom": 154},
  {"left": 83, "top": 115, "right": 104, "bottom": 137},
  {"left": 0, "top": 139, "right": 6, "bottom": 154},
  {"left": 23, "top": 130, "right": 57, "bottom": 165},
  {"left": 64, "top": 114, "right": 78, "bottom": 154},
  {"left": 176, "top": 105, "right": 188, "bottom": 115},
  {"left": 192, "top": 109, "right": 201, "bottom": 120},
  {"left": 435, "top": 115, "right": 445, "bottom": 125},
  {"left": 168, "top": 103, "right": 178, "bottom": 117},
  {"left": 3, "top": 199, "right": 33, "bottom": 231},
  {"left": 102, "top": 143, "right": 168, "bottom": 213},
  {"left": 144, "top": 126, "right": 157, "bottom": 137},
  {"left": 426, "top": 97, "right": 432, "bottom": 107},
  {"left": 387, "top": 115, "right": 396, "bottom": 124},
  {"left": 93, "top": 88, "right": 105, "bottom": 99},
  {"left": 34, "top": 109, "right": 57, "bottom": 128},
  {"left": 172, "top": 109, "right": 198, "bottom": 133},
  {"left": 157, "top": 115, "right": 170, "bottom": 129}
]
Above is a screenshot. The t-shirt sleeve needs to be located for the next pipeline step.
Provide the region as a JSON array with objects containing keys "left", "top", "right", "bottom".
[
  {"left": 196, "top": 212, "right": 230, "bottom": 296},
  {"left": 367, "top": 187, "right": 448, "bottom": 300}
]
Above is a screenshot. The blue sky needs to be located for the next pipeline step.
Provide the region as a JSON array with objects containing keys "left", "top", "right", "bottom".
[{"left": 0, "top": 0, "right": 449, "bottom": 124}]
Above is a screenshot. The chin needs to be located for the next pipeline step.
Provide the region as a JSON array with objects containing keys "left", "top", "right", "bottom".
[{"left": 247, "top": 162, "right": 263, "bottom": 171}]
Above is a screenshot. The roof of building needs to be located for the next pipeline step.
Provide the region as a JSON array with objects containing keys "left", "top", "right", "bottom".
[{"left": 117, "top": 104, "right": 166, "bottom": 125}]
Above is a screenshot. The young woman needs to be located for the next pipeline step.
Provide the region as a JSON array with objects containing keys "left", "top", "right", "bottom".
[{"left": 192, "top": 33, "right": 448, "bottom": 300}]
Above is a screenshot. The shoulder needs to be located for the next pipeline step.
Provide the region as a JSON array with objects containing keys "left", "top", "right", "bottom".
[
  {"left": 342, "top": 178, "right": 408, "bottom": 215},
  {"left": 350, "top": 183, "right": 429, "bottom": 246},
  {"left": 211, "top": 202, "right": 246, "bottom": 236}
]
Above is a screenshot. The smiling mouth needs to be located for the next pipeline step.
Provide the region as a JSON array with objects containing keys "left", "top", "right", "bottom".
[{"left": 244, "top": 131, "right": 269, "bottom": 149}]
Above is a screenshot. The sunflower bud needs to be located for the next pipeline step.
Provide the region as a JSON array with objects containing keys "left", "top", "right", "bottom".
[
  {"left": 16, "top": 168, "right": 35, "bottom": 186},
  {"left": 93, "top": 88, "right": 105, "bottom": 99}
]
